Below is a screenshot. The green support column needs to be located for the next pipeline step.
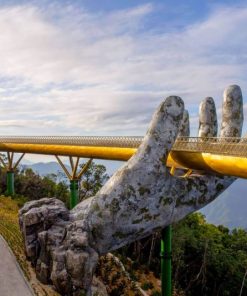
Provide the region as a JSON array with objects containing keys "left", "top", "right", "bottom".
[
  {"left": 7, "top": 170, "right": 15, "bottom": 196},
  {"left": 161, "top": 225, "right": 172, "bottom": 296},
  {"left": 69, "top": 179, "right": 79, "bottom": 209}
]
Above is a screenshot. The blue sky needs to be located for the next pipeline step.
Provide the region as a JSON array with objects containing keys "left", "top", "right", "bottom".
[{"left": 0, "top": 0, "right": 247, "bottom": 163}]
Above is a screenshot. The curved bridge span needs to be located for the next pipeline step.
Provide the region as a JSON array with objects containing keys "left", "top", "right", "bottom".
[{"left": 0, "top": 136, "right": 246, "bottom": 178}]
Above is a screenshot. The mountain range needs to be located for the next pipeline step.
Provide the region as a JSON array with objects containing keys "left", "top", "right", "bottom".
[{"left": 201, "top": 178, "right": 247, "bottom": 230}]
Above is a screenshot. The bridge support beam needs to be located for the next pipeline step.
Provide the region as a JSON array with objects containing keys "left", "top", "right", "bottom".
[
  {"left": 0, "top": 152, "right": 25, "bottom": 197},
  {"left": 7, "top": 170, "right": 14, "bottom": 196},
  {"left": 161, "top": 225, "right": 172, "bottom": 296},
  {"left": 55, "top": 155, "right": 93, "bottom": 209},
  {"left": 70, "top": 179, "right": 79, "bottom": 209}
]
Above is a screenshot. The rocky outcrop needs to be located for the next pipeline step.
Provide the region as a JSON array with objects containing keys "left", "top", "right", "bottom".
[
  {"left": 19, "top": 85, "right": 243, "bottom": 295},
  {"left": 19, "top": 199, "right": 98, "bottom": 295}
]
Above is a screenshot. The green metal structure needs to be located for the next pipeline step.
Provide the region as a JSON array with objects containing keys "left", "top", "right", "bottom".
[
  {"left": 54, "top": 156, "right": 92, "bottom": 210},
  {"left": 70, "top": 179, "right": 79, "bottom": 209},
  {"left": 161, "top": 225, "right": 172, "bottom": 296},
  {"left": 6, "top": 170, "right": 14, "bottom": 196}
]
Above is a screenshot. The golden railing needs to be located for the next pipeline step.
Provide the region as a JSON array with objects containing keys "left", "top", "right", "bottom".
[
  {"left": 0, "top": 136, "right": 246, "bottom": 178},
  {"left": 173, "top": 137, "right": 247, "bottom": 157}
]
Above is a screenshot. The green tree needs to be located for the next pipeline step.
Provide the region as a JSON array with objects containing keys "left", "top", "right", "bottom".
[
  {"left": 79, "top": 161, "right": 109, "bottom": 201},
  {"left": 116, "top": 212, "right": 247, "bottom": 296}
]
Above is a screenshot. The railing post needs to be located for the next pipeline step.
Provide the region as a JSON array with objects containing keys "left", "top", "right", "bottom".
[
  {"left": 69, "top": 179, "right": 79, "bottom": 209},
  {"left": 161, "top": 225, "right": 172, "bottom": 296},
  {"left": 6, "top": 170, "right": 15, "bottom": 196}
]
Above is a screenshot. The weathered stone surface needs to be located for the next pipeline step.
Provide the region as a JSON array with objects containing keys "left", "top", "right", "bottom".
[
  {"left": 178, "top": 110, "right": 190, "bottom": 137},
  {"left": 19, "top": 86, "right": 243, "bottom": 295},
  {"left": 20, "top": 199, "right": 99, "bottom": 295},
  {"left": 19, "top": 198, "right": 69, "bottom": 265},
  {"left": 198, "top": 97, "right": 217, "bottom": 137},
  {"left": 91, "top": 277, "right": 108, "bottom": 296},
  {"left": 220, "top": 85, "right": 243, "bottom": 137}
]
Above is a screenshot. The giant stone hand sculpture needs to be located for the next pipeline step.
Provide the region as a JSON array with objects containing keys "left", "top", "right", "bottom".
[{"left": 19, "top": 85, "right": 243, "bottom": 296}]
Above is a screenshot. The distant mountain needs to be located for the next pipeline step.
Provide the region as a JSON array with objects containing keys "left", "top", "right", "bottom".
[
  {"left": 21, "top": 160, "right": 124, "bottom": 177},
  {"left": 201, "top": 178, "right": 247, "bottom": 230},
  {"left": 21, "top": 161, "right": 70, "bottom": 177},
  {"left": 20, "top": 158, "right": 34, "bottom": 165}
]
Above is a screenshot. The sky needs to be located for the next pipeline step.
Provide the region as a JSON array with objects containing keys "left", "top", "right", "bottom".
[{"left": 0, "top": 0, "right": 247, "bottom": 163}]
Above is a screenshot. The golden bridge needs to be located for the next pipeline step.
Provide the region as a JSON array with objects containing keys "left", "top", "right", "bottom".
[{"left": 0, "top": 135, "right": 246, "bottom": 179}]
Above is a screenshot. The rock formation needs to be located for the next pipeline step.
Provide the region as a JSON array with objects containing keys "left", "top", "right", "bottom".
[{"left": 19, "top": 85, "right": 243, "bottom": 295}]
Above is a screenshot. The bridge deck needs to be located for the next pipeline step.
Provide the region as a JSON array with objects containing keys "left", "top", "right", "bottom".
[
  {"left": 0, "top": 136, "right": 246, "bottom": 178},
  {"left": 0, "top": 136, "right": 245, "bottom": 157}
]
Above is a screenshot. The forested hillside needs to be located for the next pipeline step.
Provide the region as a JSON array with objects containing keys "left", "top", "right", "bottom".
[{"left": 117, "top": 213, "right": 247, "bottom": 295}]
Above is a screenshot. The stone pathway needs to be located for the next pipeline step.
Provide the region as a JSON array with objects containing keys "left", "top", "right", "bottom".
[{"left": 0, "top": 235, "right": 34, "bottom": 296}]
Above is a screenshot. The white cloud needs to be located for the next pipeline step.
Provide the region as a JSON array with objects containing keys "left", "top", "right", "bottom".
[{"left": 0, "top": 2, "right": 246, "bottom": 140}]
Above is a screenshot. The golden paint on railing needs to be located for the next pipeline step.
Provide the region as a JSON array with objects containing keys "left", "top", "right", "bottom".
[{"left": 0, "top": 136, "right": 247, "bottom": 178}]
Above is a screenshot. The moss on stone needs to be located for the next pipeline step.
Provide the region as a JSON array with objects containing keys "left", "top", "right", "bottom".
[
  {"left": 138, "top": 187, "right": 150, "bottom": 196},
  {"left": 109, "top": 199, "right": 120, "bottom": 214},
  {"left": 198, "top": 195, "right": 206, "bottom": 204},
  {"left": 139, "top": 207, "right": 148, "bottom": 214},
  {"left": 91, "top": 225, "right": 104, "bottom": 240},
  {"left": 216, "top": 183, "right": 224, "bottom": 192},
  {"left": 162, "top": 197, "right": 173, "bottom": 206},
  {"left": 92, "top": 202, "right": 100, "bottom": 212},
  {"left": 144, "top": 213, "right": 152, "bottom": 221},
  {"left": 176, "top": 197, "right": 196, "bottom": 207},
  {"left": 97, "top": 211, "right": 103, "bottom": 218},
  {"left": 132, "top": 218, "right": 143, "bottom": 224},
  {"left": 113, "top": 231, "right": 128, "bottom": 239}
]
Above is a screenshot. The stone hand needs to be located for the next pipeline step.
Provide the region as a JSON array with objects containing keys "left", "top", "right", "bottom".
[{"left": 19, "top": 85, "right": 243, "bottom": 295}]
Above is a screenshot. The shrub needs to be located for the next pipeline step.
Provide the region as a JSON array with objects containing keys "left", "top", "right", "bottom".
[{"left": 141, "top": 281, "right": 154, "bottom": 290}]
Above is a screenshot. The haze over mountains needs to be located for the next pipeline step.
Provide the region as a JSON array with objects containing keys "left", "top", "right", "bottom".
[
  {"left": 20, "top": 160, "right": 124, "bottom": 181},
  {"left": 201, "top": 178, "right": 247, "bottom": 230},
  {"left": 21, "top": 161, "right": 247, "bottom": 230}
]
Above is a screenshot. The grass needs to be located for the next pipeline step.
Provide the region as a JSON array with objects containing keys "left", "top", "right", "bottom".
[
  {"left": 0, "top": 195, "right": 59, "bottom": 296},
  {"left": 0, "top": 196, "right": 30, "bottom": 279}
]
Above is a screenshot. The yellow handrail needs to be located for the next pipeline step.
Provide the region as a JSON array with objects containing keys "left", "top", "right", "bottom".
[{"left": 0, "top": 140, "right": 246, "bottom": 178}]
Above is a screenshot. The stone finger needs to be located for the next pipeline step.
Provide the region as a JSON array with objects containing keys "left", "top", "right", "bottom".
[
  {"left": 178, "top": 110, "right": 190, "bottom": 137},
  {"left": 198, "top": 97, "right": 217, "bottom": 137},
  {"left": 220, "top": 85, "right": 243, "bottom": 137},
  {"left": 139, "top": 96, "right": 184, "bottom": 162}
]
